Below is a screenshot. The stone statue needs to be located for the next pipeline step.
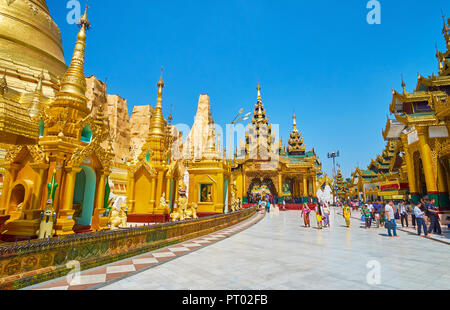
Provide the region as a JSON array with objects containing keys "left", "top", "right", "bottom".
[
  {"left": 36, "top": 201, "right": 56, "bottom": 239},
  {"left": 108, "top": 204, "right": 127, "bottom": 230},
  {"left": 160, "top": 193, "right": 171, "bottom": 214},
  {"left": 170, "top": 179, "right": 198, "bottom": 221}
]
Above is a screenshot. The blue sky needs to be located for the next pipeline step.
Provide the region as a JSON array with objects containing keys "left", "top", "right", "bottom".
[{"left": 48, "top": 0, "right": 449, "bottom": 179}]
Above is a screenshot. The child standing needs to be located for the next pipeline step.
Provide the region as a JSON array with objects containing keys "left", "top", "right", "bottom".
[
  {"left": 316, "top": 206, "right": 323, "bottom": 229},
  {"left": 363, "top": 204, "right": 372, "bottom": 229}
]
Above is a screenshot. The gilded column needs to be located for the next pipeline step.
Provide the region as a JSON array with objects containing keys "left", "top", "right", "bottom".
[
  {"left": 401, "top": 135, "right": 419, "bottom": 203},
  {"left": 155, "top": 171, "right": 164, "bottom": 210},
  {"left": 436, "top": 160, "right": 449, "bottom": 208},
  {"left": 150, "top": 176, "right": 157, "bottom": 212},
  {"left": 55, "top": 166, "right": 81, "bottom": 236},
  {"left": 92, "top": 171, "right": 107, "bottom": 231},
  {"left": 278, "top": 174, "right": 282, "bottom": 200},
  {"left": 127, "top": 174, "right": 136, "bottom": 213},
  {"left": 303, "top": 176, "right": 308, "bottom": 200},
  {"left": 416, "top": 127, "right": 438, "bottom": 200}
]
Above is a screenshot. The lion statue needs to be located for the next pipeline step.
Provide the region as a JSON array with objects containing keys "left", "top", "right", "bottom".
[{"left": 108, "top": 204, "right": 127, "bottom": 230}]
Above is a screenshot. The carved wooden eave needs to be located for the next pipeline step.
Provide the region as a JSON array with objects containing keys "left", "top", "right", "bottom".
[
  {"left": 432, "top": 94, "right": 450, "bottom": 120},
  {"left": 415, "top": 74, "right": 450, "bottom": 91},
  {"left": 404, "top": 113, "right": 439, "bottom": 126},
  {"left": 394, "top": 112, "right": 408, "bottom": 125}
]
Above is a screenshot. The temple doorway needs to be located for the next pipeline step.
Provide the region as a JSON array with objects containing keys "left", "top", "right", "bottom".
[
  {"left": 73, "top": 165, "right": 97, "bottom": 227},
  {"left": 247, "top": 177, "right": 277, "bottom": 202}
]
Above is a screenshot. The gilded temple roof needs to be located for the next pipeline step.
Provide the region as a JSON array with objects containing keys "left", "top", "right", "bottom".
[{"left": 287, "top": 113, "right": 306, "bottom": 155}]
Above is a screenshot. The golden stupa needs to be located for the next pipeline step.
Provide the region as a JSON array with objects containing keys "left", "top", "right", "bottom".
[{"left": 0, "top": 0, "right": 66, "bottom": 97}]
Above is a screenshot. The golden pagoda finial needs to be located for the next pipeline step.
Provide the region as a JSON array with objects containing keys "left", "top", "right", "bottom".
[
  {"left": 256, "top": 81, "right": 261, "bottom": 101},
  {"left": 157, "top": 66, "right": 165, "bottom": 89},
  {"left": 401, "top": 74, "right": 406, "bottom": 94},
  {"left": 292, "top": 112, "right": 298, "bottom": 132},
  {"left": 149, "top": 69, "right": 166, "bottom": 137},
  {"left": 57, "top": 3, "right": 90, "bottom": 101}
]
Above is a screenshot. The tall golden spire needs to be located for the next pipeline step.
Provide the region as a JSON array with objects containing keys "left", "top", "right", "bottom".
[
  {"left": 149, "top": 68, "right": 166, "bottom": 137},
  {"left": 257, "top": 81, "right": 262, "bottom": 102},
  {"left": 57, "top": 5, "right": 90, "bottom": 101},
  {"left": 292, "top": 113, "right": 298, "bottom": 132}
]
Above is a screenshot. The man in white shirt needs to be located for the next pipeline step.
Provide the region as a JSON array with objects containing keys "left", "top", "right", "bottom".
[
  {"left": 399, "top": 201, "right": 409, "bottom": 228},
  {"left": 384, "top": 200, "right": 398, "bottom": 237},
  {"left": 414, "top": 203, "right": 428, "bottom": 237}
]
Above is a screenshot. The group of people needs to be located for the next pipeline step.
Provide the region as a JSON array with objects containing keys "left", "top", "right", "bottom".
[
  {"left": 344, "top": 198, "right": 443, "bottom": 238},
  {"left": 300, "top": 202, "right": 331, "bottom": 229}
]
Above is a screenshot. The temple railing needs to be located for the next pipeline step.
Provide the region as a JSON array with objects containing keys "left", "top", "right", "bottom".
[{"left": 0, "top": 207, "right": 257, "bottom": 290}]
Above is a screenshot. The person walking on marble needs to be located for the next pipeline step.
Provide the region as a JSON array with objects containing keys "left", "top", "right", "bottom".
[
  {"left": 301, "top": 204, "right": 311, "bottom": 227},
  {"left": 399, "top": 201, "right": 409, "bottom": 228},
  {"left": 384, "top": 200, "right": 399, "bottom": 237},
  {"left": 343, "top": 203, "right": 351, "bottom": 228},
  {"left": 414, "top": 202, "right": 428, "bottom": 237},
  {"left": 363, "top": 203, "right": 372, "bottom": 229},
  {"left": 316, "top": 206, "right": 323, "bottom": 229},
  {"left": 426, "top": 199, "right": 442, "bottom": 235},
  {"left": 322, "top": 202, "right": 330, "bottom": 228}
]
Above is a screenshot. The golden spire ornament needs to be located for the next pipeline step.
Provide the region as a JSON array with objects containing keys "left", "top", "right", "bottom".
[
  {"left": 149, "top": 67, "right": 166, "bottom": 137},
  {"left": 58, "top": 4, "right": 90, "bottom": 100}
]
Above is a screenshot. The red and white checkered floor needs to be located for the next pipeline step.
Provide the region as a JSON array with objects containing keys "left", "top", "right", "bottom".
[{"left": 28, "top": 212, "right": 264, "bottom": 290}]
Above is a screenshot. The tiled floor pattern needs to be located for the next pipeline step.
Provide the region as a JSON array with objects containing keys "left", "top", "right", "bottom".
[{"left": 26, "top": 212, "right": 264, "bottom": 290}]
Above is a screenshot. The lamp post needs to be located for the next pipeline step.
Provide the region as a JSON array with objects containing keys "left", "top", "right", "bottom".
[
  {"left": 327, "top": 151, "right": 340, "bottom": 204},
  {"left": 229, "top": 108, "right": 251, "bottom": 161}
]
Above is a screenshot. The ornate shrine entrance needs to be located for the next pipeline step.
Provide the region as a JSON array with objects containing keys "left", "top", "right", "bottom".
[{"left": 247, "top": 177, "right": 277, "bottom": 202}]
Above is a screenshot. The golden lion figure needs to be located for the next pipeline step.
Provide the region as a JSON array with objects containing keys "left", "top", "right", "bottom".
[
  {"left": 108, "top": 204, "right": 127, "bottom": 230},
  {"left": 185, "top": 203, "right": 198, "bottom": 220}
]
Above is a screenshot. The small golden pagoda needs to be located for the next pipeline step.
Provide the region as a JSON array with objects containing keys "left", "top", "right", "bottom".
[
  {"left": 348, "top": 140, "right": 407, "bottom": 202},
  {"left": 186, "top": 97, "right": 231, "bottom": 215},
  {"left": 126, "top": 72, "right": 180, "bottom": 222},
  {"left": 0, "top": 7, "right": 113, "bottom": 240},
  {"left": 287, "top": 113, "right": 306, "bottom": 155}
]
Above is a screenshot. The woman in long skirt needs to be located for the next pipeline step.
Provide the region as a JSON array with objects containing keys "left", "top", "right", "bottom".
[
  {"left": 322, "top": 203, "right": 330, "bottom": 227},
  {"left": 301, "top": 204, "right": 311, "bottom": 227},
  {"left": 343, "top": 204, "right": 351, "bottom": 227}
]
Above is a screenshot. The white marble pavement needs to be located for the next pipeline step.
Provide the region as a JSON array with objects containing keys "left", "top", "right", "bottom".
[{"left": 100, "top": 208, "right": 450, "bottom": 290}]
